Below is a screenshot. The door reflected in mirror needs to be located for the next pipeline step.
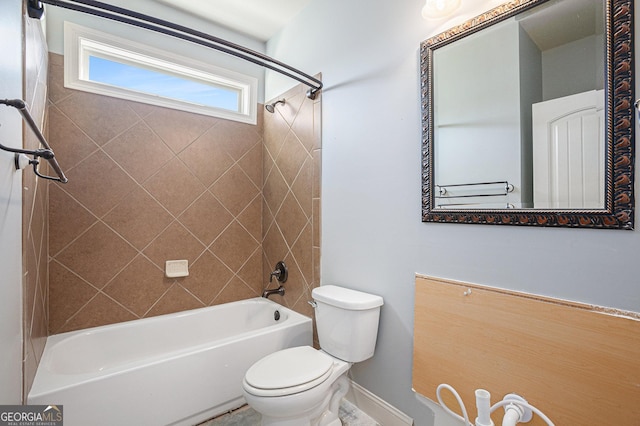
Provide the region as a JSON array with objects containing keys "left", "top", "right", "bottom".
[
  {"left": 432, "top": 0, "right": 604, "bottom": 210},
  {"left": 421, "top": 0, "right": 635, "bottom": 229}
]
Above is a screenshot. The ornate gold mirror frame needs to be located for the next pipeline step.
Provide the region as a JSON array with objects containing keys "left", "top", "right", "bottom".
[{"left": 421, "top": 0, "right": 634, "bottom": 229}]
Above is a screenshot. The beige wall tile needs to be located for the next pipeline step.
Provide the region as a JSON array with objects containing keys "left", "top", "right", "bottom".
[
  {"left": 262, "top": 81, "right": 321, "bottom": 312},
  {"left": 275, "top": 132, "right": 309, "bottom": 186},
  {"left": 214, "top": 276, "right": 259, "bottom": 305},
  {"left": 263, "top": 167, "right": 288, "bottom": 216},
  {"left": 103, "top": 187, "right": 173, "bottom": 250},
  {"left": 103, "top": 121, "right": 174, "bottom": 183},
  {"left": 55, "top": 91, "right": 139, "bottom": 146},
  {"left": 178, "top": 192, "right": 233, "bottom": 245},
  {"left": 145, "top": 285, "right": 205, "bottom": 317},
  {"left": 237, "top": 249, "right": 263, "bottom": 295},
  {"left": 210, "top": 221, "right": 260, "bottom": 272},
  {"left": 141, "top": 106, "right": 218, "bottom": 153},
  {"left": 103, "top": 255, "right": 170, "bottom": 316},
  {"left": 55, "top": 223, "right": 137, "bottom": 288},
  {"left": 275, "top": 192, "right": 309, "bottom": 244},
  {"left": 263, "top": 114, "right": 289, "bottom": 158},
  {"left": 142, "top": 221, "right": 205, "bottom": 268},
  {"left": 48, "top": 261, "right": 98, "bottom": 333},
  {"left": 210, "top": 166, "right": 260, "bottom": 216},
  {"left": 63, "top": 150, "right": 138, "bottom": 217},
  {"left": 237, "top": 196, "right": 262, "bottom": 241},
  {"left": 180, "top": 251, "right": 234, "bottom": 304},
  {"left": 58, "top": 293, "right": 137, "bottom": 333},
  {"left": 292, "top": 156, "right": 314, "bottom": 217},
  {"left": 178, "top": 127, "right": 235, "bottom": 187},
  {"left": 216, "top": 120, "right": 262, "bottom": 161},
  {"left": 281, "top": 252, "right": 306, "bottom": 304},
  {"left": 143, "top": 157, "right": 206, "bottom": 216},
  {"left": 291, "top": 223, "right": 313, "bottom": 283},
  {"left": 47, "top": 105, "right": 98, "bottom": 169},
  {"left": 276, "top": 92, "right": 305, "bottom": 128},
  {"left": 262, "top": 225, "right": 288, "bottom": 270},
  {"left": 46, "top": 58, "right": 321, "bottom": 335},
  {"left": 49, "top": 185, "right": 96, "bottom": 256},
  {"left": 291, "top": 97, "right": 315, "bottom": 153},
  {"left": 238, "top": 142, "right": 263, "bottom": 188}
]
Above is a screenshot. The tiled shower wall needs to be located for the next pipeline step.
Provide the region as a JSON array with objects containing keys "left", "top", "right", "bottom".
[
  {"left": 23, "top": 14, "right": 49, "bottom": 400},
  {"left": 47, "top": 52, "right": 263, "bottom": 333},
  {"left": 261, "top": 82, "right": 322, "bottom": 323},
  {"left": 47, "top": 52, "right": 321, "bottom": 333}
]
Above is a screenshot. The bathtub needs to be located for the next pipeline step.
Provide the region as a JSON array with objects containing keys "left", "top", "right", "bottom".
[{"left": 28, "top": 298, "right": 312, "bottom": 426}]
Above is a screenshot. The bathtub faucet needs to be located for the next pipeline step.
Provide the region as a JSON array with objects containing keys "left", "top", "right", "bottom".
[
  {"left": 269, "top": 261, "right": 288, "bottom": 283},
  {"left": 263, "top": 261, "right": 287, "bottom": 298},
  {"left": 262, "top": 285, "right": 285, "bottom": 299}
]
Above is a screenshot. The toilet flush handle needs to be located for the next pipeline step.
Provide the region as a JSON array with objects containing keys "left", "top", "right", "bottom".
[{"left": 308, "top": 300, "right": 317, "bottom": 308}]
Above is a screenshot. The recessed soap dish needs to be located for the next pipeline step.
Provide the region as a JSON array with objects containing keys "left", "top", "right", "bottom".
[{"left": 165, "top": 260, "right": 189, "bottom": 278}]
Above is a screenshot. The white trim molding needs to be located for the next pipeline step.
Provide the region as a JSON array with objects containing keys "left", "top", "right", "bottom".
[
  {"left": 63, "top": 22, "right": 258, "bottom": 124},
  {"left": 345, "top": 380, "right": 414, "bottom": 425}
]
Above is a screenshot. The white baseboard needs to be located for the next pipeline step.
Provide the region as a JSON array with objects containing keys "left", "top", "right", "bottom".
[{"left": 345, "top": 380, "right": 414, "bottom": 425}]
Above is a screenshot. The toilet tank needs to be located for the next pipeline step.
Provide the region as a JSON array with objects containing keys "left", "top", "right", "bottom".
[{"left": 312, "top": 285, "right": 384, "bottom": 362}]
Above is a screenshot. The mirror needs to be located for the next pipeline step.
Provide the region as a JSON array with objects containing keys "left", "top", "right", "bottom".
[{"left": 421, "top": 0, "right": 634, "bottom": 229}]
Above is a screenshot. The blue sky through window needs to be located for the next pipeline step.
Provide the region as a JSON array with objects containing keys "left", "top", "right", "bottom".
[{"left": 88, "top": 56, "right": 240, "bottom": 111}]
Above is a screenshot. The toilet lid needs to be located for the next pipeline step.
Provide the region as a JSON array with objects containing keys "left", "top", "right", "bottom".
[{"left": 244, "top": 346, "right": 334, "bottom": 392}]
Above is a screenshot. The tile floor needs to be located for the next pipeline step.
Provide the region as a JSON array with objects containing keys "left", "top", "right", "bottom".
[{"left": 199, "top": 399, "right": 379, "bottom": 425}]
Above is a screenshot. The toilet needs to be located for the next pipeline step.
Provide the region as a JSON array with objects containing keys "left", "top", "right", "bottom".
[{"left": 242, "top": 285, "right": 384, "bottom": 426}]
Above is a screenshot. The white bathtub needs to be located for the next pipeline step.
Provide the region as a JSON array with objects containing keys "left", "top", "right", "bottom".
[{"left": 28, "top": 298, "right": 312, "bottom": 426}]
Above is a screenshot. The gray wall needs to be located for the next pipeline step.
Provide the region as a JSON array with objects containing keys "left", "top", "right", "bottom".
[
  {"left": 267, "top": 1, "right": 640, "bottom": 425},
  {"left": 518, "top": 26, "right": 543, "bottom": 207},
  {"left": 0, "top": 0, "right": 25, "bottom": 404},
  {"left": 434, "top": 19, "right": 523, "bottom": 208},
  {"left": 542, "top": 34, "right": 605, "bottom": 101}
]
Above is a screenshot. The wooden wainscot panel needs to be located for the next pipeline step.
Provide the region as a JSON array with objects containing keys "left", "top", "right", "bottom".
[{"left": 413, "top": 275, "right": 640, "bottom": 425}]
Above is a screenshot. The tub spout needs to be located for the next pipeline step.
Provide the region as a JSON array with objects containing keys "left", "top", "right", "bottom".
[{"left": 262, "top": 285, "right": 285, "bottom": 299}]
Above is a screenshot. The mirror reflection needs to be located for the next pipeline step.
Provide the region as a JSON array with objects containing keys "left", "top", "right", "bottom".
[{"left": 432, "top": 0, "right": 605, "bottom": 210}]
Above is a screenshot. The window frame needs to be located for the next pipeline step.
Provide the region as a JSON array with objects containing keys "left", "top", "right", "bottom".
[{"left": 64, "top": 22, "right": 258, "bottom": 124}]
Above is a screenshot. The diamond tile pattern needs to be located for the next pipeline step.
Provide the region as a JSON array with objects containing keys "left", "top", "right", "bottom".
[
  {"left": 55, "top": 222, "right": 138, "bottom": 289},
  {"left": 262, "top": 82, "right": 322, "bottom": 314},
  {"left": 47, "top": 51, "right": 321, "bottom": 334},
  {"left": 47, "top": 56, "right": 263, "bottom": 333},
  {"left": 55, "top": 91, "right": 140, "bottom": 146}
]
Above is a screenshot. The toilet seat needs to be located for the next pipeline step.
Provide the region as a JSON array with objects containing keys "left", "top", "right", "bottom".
[{"left": 243, "top": 346, "right": 334, "bottom": 397}]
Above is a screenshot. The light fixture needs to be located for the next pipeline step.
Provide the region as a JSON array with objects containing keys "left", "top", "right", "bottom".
[{"left": 422, "top": 0, "right": 461, "bottom": 19}]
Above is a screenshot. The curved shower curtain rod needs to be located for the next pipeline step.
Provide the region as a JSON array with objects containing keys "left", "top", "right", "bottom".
[{"left": 27, "top": 0, "right": 323, "bottom": 99}]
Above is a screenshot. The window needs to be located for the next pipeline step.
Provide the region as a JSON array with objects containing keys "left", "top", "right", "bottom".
[{"left": 64, "top": 22, "right": 258, "bottom": 124}]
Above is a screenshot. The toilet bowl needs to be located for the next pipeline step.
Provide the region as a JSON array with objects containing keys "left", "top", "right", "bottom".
[
  {"left": 242, "top": 285, "right": 384, "bottom": 426},
  {"left": 242, "top": 346, "right": 351, "bottom": 426}
]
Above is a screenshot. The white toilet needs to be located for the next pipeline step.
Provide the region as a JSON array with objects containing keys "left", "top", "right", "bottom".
[{"left": 242, "top": 285, "right": 384, "bottom": 426}]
